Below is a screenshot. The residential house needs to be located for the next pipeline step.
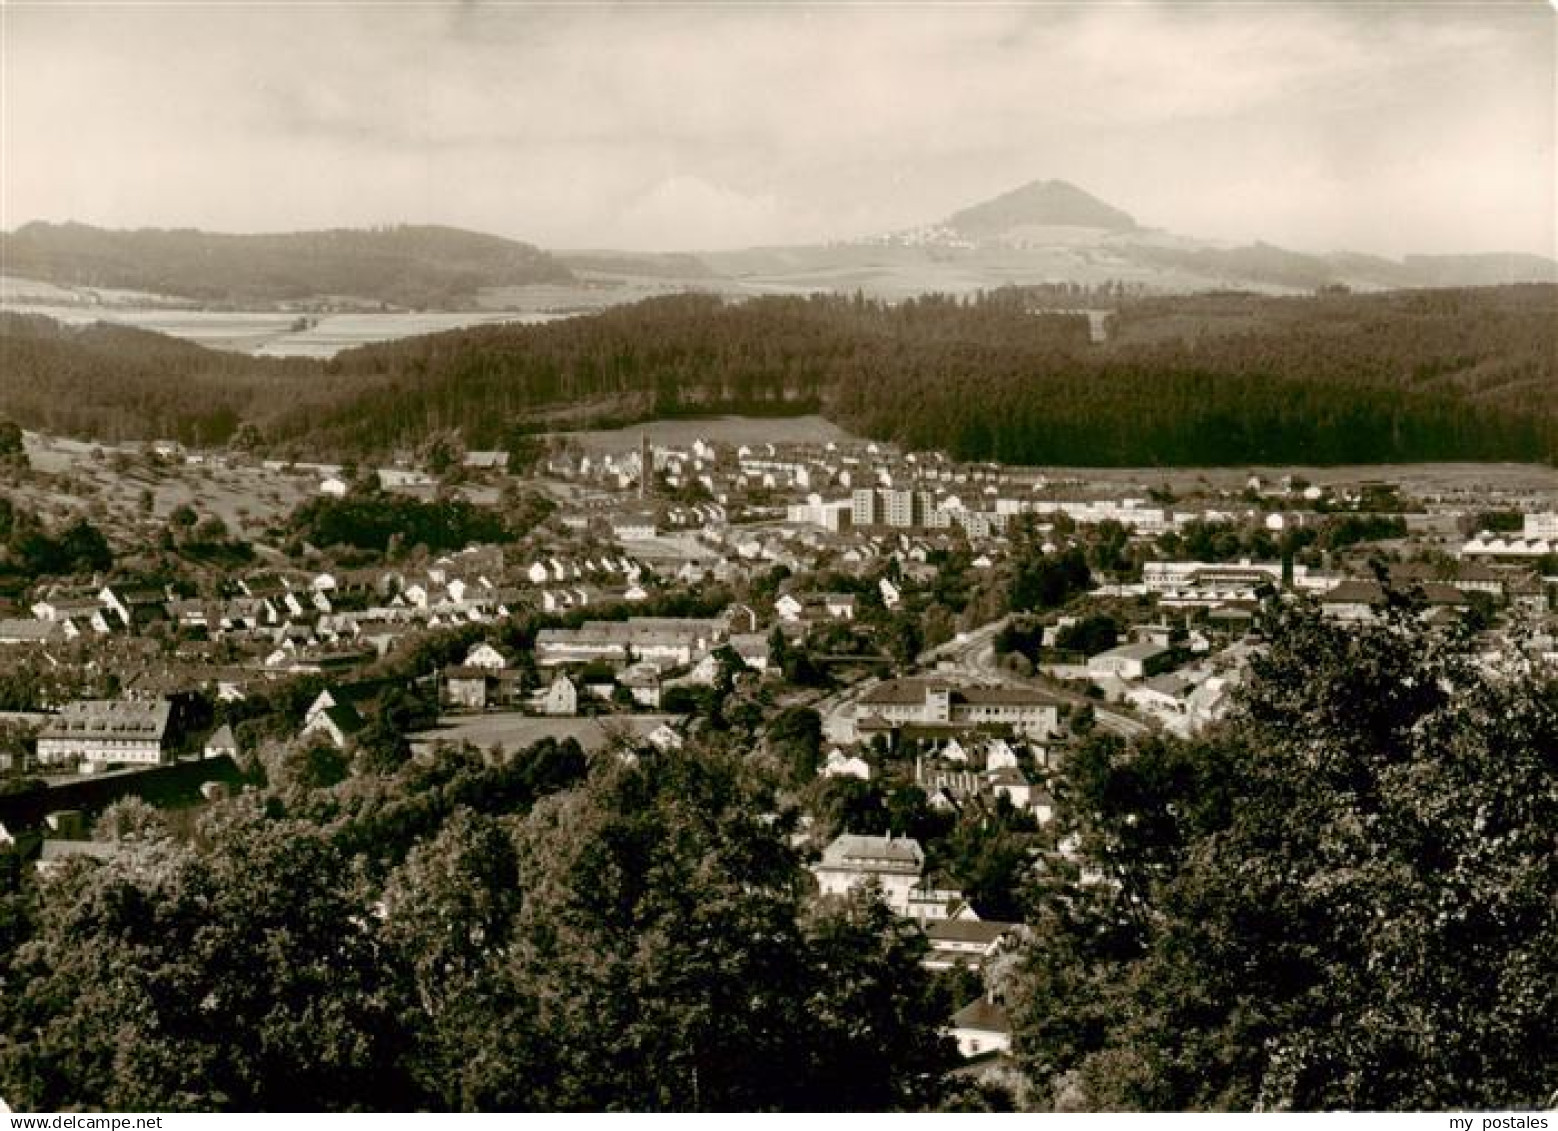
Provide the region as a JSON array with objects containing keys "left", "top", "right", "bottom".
[
  {"left": 442, "top": 665, "right": 524, "bottom": 710},
  {"left": 302, "top": 701, "right": 366, "bottom": 748},
  {"left": 1087, "top": 641, "right": 1175, "bottom": 682},
  {"left": 0, "top": 619, "right": 66, "bottom": 646},
  {"left": 98, "top": 586, "right": 168, "bottom": 631},
  {"left": 37, "top": 839, "right": 150, "bottom": 878},
  {"left": 924, "top": 918, "right": 1019, "bottom": 972},
  {"left": 1321, "top": 578, "right": 1467, "bottom": 623},
  {"left": 31, "top": 596, "right": 112, "bottom": 635},
  {"left": 463, "top": 450, "right": 510, "bottom": 472},
  {"left": 820, "top": 749, "right": 871, "bottom": 780},
  {"left": 542, "top": 674, "right": 578, "bottom": 717},
  {"left": 949, "top": 996, "right": 1012, "bottom": 1059},
  {"left": 203, "top": 723, "right": 239, "bottom": 760},
  {"left": 813, "top": 832, "right": 925, "bottom": 915},
  {"left": 646, "top": 723, "right": 684, "bottom": 751}
]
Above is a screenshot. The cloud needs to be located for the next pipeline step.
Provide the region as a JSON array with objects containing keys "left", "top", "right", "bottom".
[
  {"left": 611, "top": 176, "right": 792, "bottom": 252},
  {"left": 1, "top": 1, "right": 1551, "bottom": 256}
]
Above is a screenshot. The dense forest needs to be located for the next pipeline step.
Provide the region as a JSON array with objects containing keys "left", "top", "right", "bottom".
[
  {"left": 0, "top": 313, "right": 334, "bottom": 445},
  {"left": 281, "top": 284, "right": 1558, "bottom": 465},
  {"left": 2, "top": 285, "right": 1554, "bottom": 466},
  {"left": 0, "top": 222, "right": 573, "bottom": 308}
]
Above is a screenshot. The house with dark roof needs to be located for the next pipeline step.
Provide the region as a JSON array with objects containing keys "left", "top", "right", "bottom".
[
  {"left": 1321, "top": 578, "right": 1467, "bottom": 623},
  {"left": 442, "top": 665, "right": 525, "bottom": 710},
  {"left": 949, "top": 995, "right": 1012, "bottom": 1058},
  {"left": 302, "top": 701, "right": 366, "bottom": 748}
]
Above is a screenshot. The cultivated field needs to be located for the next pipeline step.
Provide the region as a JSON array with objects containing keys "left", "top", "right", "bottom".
[{"left": 4, "top": 299, "right": 562, "bottom": 359}]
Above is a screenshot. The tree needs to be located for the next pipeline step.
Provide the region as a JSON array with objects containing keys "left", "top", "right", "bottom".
[
  {"left": 501, "top": 746, "right": 816, "bottom": 1109},
  {"left": 0, "top": 809, "right": 407, "bottom": 1111},
  {"left": 767, "top": 706, "right": 823, "bottom": 784},
  {"left": 379, "top": 809, "right": 523, "bottom": 1109},
  {"left": 1008, "top": 596, "right": 1558, "bottom": 1111},
  {"left": 273, "top": 734, "right": 351, "bottom": 792},
  {"left": 1054, "top": 613, "right": 1119, "bottom": 656},
  {"left": 93, "top": 796, "right": 169, "bottom": 842},
  {"left": 420, "top": 431, "right": 465, "bottom": 477},
  {"left": 800, "top": 887, "right": 959, "bottom": 1110}
]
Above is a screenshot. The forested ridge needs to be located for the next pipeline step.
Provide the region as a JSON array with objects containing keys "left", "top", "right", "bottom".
[
  {"left": 0, "top": 222, "right": 574, "bottom": 308},
  {"left": 2, "top": 285, "right": 1554, "bottom": 465},
  {"left": 0, "top": 313, "right": 336, "bottom": 445}
]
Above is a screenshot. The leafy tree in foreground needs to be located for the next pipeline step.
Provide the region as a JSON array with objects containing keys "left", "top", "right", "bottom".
[
  {"left": 1009, "top": 596, "right": 1558, "bottom": 1110},
  {"left": 0, "top": 736, "right": 957, "bottom": 1111},
  {"left": 0, "top": 812, "right": 405, "bottom": 1111},
  {"left": 497, "top": 745, "right": 956, "bottom": 1110}
]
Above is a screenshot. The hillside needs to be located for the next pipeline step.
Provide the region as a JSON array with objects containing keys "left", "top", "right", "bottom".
[
  {"left": 0, "top": 311, "right": 339, "bottom": 444},
  {"left": 289, "top": 285, "right": 1558, "bottom": 465},
  {"left": 0, "top": 222, "right": 575, "bottom": 309},
  {"left": 3, "top": 286, "right": 1553, "bottom": 466}
]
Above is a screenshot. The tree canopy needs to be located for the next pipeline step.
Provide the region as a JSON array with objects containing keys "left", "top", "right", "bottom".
[{"left": 1009, "top": 596, "right": 1558, "bottom": 1110}]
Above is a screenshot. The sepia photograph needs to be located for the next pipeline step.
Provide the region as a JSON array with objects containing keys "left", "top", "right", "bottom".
[{"left": 0, "top": 0, "right": 1554, "bottom": 1115}]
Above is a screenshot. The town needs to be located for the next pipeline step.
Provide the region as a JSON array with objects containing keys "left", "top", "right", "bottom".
[{"left": 2, "top": 412, "right": 1555, "bottom": 1098}]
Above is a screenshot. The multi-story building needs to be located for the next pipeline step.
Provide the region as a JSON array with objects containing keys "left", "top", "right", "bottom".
[
  {"left": 852, "top": 488, "right": 880, "bottom": 527},
  {"left": 855, "top": 679, "right": 1059, "bottom": 739},
  {"left": 882, "top": 488, "right": 917, "bottom": 528},
  {"left": 36, "top": 699, "right": 176, "bottom": 770}
]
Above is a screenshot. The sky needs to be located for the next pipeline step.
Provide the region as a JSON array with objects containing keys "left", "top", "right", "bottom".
[{"left": 1, "top": 2, "right": 1553, "bottom": 257}]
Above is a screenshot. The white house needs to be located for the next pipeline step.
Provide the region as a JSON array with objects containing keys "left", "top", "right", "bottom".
[
  {"left": 543, "top": 674, "right": 577, "bottom": 717},
  {"left": 820, "top": 749, "right": 871, "bottom": 780},
  {"left": 1087, "top": 642, "right": 1174, "bottom": 682},
  {"left": 463, "top": 642, "right": 508, "bottom": 670},
  {"left": 813, "top": 833, "right": 924, "bottom": 915},
  {"left": 949, "top": 996, "right": 1012, "bottom": 1059}
]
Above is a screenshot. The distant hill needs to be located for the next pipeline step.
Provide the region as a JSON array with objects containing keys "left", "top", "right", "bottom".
[
  {"left": 0, "top": 222, "right": 574, "bottom": 309},
  {"left": 6, "top": 179, "right": 1556, "bottom": 347},
  {"left": 944, "top": 178, "right": 1139, "bottom": 237}
]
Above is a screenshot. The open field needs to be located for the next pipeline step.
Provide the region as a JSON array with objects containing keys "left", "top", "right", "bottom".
[
  {"left": 412, "top": 712, "right": 678, "bottom": 755},
  {"left": 1028, "top": 462, "right": 1558, "bottom": 502},
  {"left": 553, "top": 414, "right": 859, "bottom": 457},
  {"left": 252, "top": 310, "right": 560, "bottom": 357},
  {"left": 4, "top": 299, "right": 563, "bottom": 358}
]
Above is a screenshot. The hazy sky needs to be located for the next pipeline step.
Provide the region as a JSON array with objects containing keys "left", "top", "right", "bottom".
[{"left": 2, "top": 2, "right": 1553, "bottom": 256}]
